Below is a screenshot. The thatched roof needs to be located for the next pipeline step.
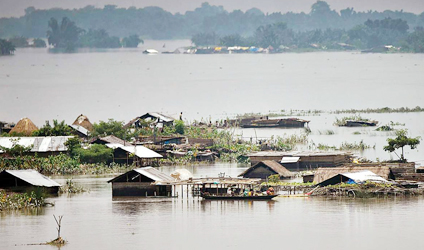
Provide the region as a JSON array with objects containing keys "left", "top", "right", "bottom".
[
  {"left": 239, "top": 160, "right": 293, "bottom": 178},
  {"left": 72, "top": 114, "right": 93, "bottom": 131},
  {"left": 313, "top": 166, "right": 393, "bottom": 183},
  {"left": 9, "top": 118, "right": 38, "bottom": 135}
]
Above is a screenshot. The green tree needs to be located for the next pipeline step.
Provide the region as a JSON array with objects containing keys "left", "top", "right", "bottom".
[
  {"left": 403, "top": 27, "right": 424, "bottom": 52},
  {"left": 91, "top": 119, "right": 129, "bottom": 140},
  {"left": 64, "top": 137, "right": 81, "bottom": 158},
  {"left": 78, "top": 29, "right": 121, "bottom": 48},
  {"left": 122, "top": 34, "right": 143, "bottom": 48},
  {"left": 174, "top": 120, "right": 185, "bottom": 135},
  {"left": 0, "top": 39, "right": 15, "bottom": 55},
  {"left": 254, "top": 22, "right": 294, "bottom": 49},
  {"left": 383, "top": 129, "right": 420, "bottom": 162},
  {"left": 8, "top": 36, "right": 29, "bottom": 47},
  {"left": 47, "top": 17, "right": 83, "bottom": 50},
  {"left": 32, "top": 120, "right": 72, "bottom": 136},
  {"left": 73, "top": 144, "right": 113, "bottom": 163}
]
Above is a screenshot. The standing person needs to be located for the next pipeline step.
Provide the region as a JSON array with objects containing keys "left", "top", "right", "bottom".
[{"left": 179, "top": 112, "right": 183, "bottom": 120}]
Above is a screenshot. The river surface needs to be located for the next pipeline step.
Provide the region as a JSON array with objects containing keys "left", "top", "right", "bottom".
[
  {"left": 1, "top": 41, "right": 424, "bottom": 162},
  {"left": 1, "top": 164, "right": 424, "bottom": 250},
  {"left": 2, "top": 41, "right": 424, "bottom": 249}
]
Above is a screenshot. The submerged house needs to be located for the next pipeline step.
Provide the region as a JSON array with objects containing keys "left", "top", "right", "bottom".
[
  {"left": 0, "top": 170, "right": 61, "bottom": 194},
  {"left": 241, "top": 117, "right": 309, "bottom": 128},
  {"left": 107, "top": 167, "right": 174, "bottom": 196},
  {"left": 238, "top": 160, "right": 293, "bottom": 180},
  {"left": 313, "top": 166, "right": 393, "bottom": 186},
  {"left": 316, "top": 170, "right": 389, "bottom": 187},
  {"left": 248, "top": 151, "right": 353, "bottom": 170},
  {"left": 105, "top": 143, "right": 163, "bottom": 166}
]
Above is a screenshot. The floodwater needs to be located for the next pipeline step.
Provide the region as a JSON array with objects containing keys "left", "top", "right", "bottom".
[
  {"left": 2, "top": 40, "right": 424, "bottom": 249},
  {"left": 2, "top": 164, "right": 424, "bottom": 250},
  {"left": 1, "top": 40, "right": 424, "bottom": 162}
]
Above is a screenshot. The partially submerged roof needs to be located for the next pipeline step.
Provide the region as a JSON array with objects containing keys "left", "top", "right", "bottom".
[
  {"left": 9, "top": 118, "right": 38, "bottom": 135},
  {"left": 1, "top": 170, "right": 61, "bottom": 187},
  {"left": 107, "top": 167, "right": 173, "bottom": 183},
  {"left": 317, "top": 170, "right": 389, "bottom": 186},
  {"left": 238, "top": 160, "right": 293, "bottom": 178},
  {"left": 91, "top": 135, "right": 130, "bottom": 145},
  {"left": 248, "top": 151, "right": 353, "bottom": 157},
  {"left": 0, "top": 136, "right": 73, "bottom": 153},
  {"left": 105, "top": 143, "right": 163, "bottom": 158},
  {"left": 313, "top": 166, "right": 392, "bottom": 184}
]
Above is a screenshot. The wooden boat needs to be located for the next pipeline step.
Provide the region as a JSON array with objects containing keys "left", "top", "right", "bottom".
[{"left": 201, "top": 194, "right": 278, "bottom": 200}]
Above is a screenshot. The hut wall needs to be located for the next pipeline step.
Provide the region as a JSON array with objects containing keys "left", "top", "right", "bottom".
[
  {"left": 111, "top": 182, "right": 171, "bottom": 196},
  {"left": 242, "top": 167, "right": 276, "bottom": 179}
]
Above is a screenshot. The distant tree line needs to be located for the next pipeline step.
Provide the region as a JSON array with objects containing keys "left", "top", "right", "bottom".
[
  {"left": 46, "top": 17, "right": 143, "bottom": 51},
  {"left": 191, "top": 17, "right": 424, "bottom": 52},
  {"left": 1, "top": 1, "right": 423, "bottom": 40}
]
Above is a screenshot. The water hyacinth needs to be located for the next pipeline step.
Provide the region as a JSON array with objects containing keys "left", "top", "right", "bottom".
[{"left": 0, "top": 190, "right": 45, "bottom": 210}]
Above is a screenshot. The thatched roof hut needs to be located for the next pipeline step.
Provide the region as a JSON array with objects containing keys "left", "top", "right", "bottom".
[
  {"left": 9, "top": 118, "right": 38, "bottom": 136},
  {"left": 72, "top": 114, "right": 93, "bottom": 132},
  {"left": 238, "top": 160, "right": 293, "bottom": 179},
  {"left": 313, "top": 166, "right": 394, "bottom": 184}
]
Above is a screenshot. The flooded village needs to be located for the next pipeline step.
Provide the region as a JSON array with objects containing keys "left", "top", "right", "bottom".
[{"left": 2, "top": 1, "right": 424, "bottom": 249}]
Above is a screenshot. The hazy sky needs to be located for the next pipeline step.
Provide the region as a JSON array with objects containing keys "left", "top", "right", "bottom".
[{"left": 0, "top": 0, "right": 423, "bottom": 18}]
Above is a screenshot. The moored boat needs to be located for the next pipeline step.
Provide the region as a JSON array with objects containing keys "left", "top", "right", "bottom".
[{"left": 201, "top": 194, "right": 278, "bottom": 200}]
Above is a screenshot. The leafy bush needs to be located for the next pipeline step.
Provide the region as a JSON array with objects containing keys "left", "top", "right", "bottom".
[{"left": 73, "top": 144, "right": 113, "bottom": 164}]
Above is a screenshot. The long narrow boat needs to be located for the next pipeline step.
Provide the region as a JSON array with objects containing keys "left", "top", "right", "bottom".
[{"left": 201, "top": 194, "right": 278, "bottom": 200}]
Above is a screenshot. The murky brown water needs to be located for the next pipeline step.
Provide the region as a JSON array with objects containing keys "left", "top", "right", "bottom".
[{"left": 2, "top": 164, "right": 424, "bottom": 250}]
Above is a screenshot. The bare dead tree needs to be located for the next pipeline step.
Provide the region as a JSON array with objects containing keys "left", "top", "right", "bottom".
[{"left": 53, "top": 215, "right": 63, "bottom": 239}]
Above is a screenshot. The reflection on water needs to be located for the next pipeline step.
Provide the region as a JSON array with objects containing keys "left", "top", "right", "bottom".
[{"left": 2, "top": 173, "right": 424, "bottom": 249}]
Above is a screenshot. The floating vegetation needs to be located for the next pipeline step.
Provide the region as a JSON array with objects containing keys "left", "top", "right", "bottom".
[
  {"left": 59, "top": 179, "right": 87, "bottom": 194},
  {"left": 316, "top": 140, "right": 372, "bottom": 151},
  {"left": 353, "top": 131, "right": 361, "bottom": 135},
  {"left": 318, "top": 130, "right": 335, "bottom": 135},
  {"left": 376, "top": 121, "right": 406, "bottom": 131},
  {"left": 310, "top": 182, "right": 424, "bottom": 198},
  {"left": 0, "top": 189, "right": 46, "bottom": 210},
  {"left": 334, "top": 115, "right": 374, "bottom": 126},
  {"left": 332, "top": 106, "right": 424, "bottom": 114},
  {"left": 339, "top": 140, "right": 373, "bottom": 151}
]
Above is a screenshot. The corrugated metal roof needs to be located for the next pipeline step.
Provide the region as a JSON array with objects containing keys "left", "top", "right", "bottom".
[
  {"left": 3, "top": 170, "right": 61, "bottom": 187},
  {"left": 69, "top": 125, "right": 88, "bottom": 136},
  {"left": 134, "top": 167, "right": 174, "bottom": 182},
  {"left": 0, "top": 136, "right": 73, "bottom": 153},
  {"left": 107, "top": 167, "right": 173, "bottom": 183},
  {"left": 105, "top": 143, "right": 163, "bottom": 158}
]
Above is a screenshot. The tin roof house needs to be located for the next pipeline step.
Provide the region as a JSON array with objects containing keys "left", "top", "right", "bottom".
[
  {"left": 0, "top": 170, "right": 61, "bottom": 194},
  {"left": 107, "top": 167, "right": 174, "bottom": 196}
]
